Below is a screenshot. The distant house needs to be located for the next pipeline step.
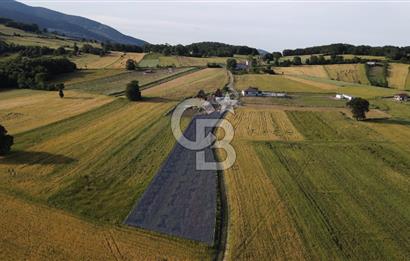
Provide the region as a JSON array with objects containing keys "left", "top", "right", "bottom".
[
  {"left": 241, "top": 87, "right": 260, "bottom": 96},
  {"left": 394, "top": 93, "right": 409, "bottom": 102},
  {"left": 366, "top": 61, "right": 377, "bottom": 66},
  {"left": 335, "top": 94, "right": 353, "bottom": 101},
  {"left": 241, "top": 87, "right": 287, "bottom": 98},
  {"left": 236, "top": 63, "right": 249, "bottom": 71}
]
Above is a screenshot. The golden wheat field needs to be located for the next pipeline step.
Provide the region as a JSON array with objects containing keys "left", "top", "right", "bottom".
[
  {"left": 0, "top": 90, "right": 113, "bottom": 134},
  {"left": 0, "top": 192, "right": 211, "bottom": 260},
  {"left": 143, "top": 68, "right": 229, "bottom": 100},
  {"left": 324, "top": 64, "right": 370, "bottom": 85},
  {"left": 388, "top": 63, "right": 410, "bottom": 90},
  {"left": 275, "top": 65, "right": 329, "bottom": 79}
]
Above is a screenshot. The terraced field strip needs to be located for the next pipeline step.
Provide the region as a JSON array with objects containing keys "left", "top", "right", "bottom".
[
  {"left": 67, "top": 67, "right": 194, "bottom": 95},
  {"left": 0, "top": 192, "right": 212, "bottom": 260},
  {"left": 324, "top": 64, "right": 370, "bottom": 85},
  {"left": 387, "top": 63, "right": 409, "bottom": 89},
  {"left": 234, "top": 74, "right": 332, "bottom": 93},
  {"left": 143, "top": 68, "right": 229, "bottom": 100},
  {"left": 71, "top": 52, "right": 145, "bottom": 69},
  {"left": 0, "top": 89, "right": 113, "bottom": 134},
  {"left": 275, "top": 65, "right": 329, "bottom": 79},
  {"left": 125, "top": 112, "right": 223, "bottom": 244},
  {"left": 110, "top": 67, "right": 202, "bottom": 96}
]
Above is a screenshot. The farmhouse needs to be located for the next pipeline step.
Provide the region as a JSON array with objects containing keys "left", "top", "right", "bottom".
[
  {"left": 394, "top": 93, "right": 409, "bottom": 102},
  {"left": 241, "top": 87, "right": 287, "bottom": 98}
]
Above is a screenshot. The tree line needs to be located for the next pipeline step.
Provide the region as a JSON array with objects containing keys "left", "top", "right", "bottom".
[
  {"left": 281, "top": 43, "right": 410, "bottom": 61},
  {"left": 0, "top": 56, "right": 76, "bottom": 90},
  {"left": 142, "top": 42, "right": 259, "bottom": 57},
  {"left": 0, "top": 17, "right": 41, "bottom": 34}
]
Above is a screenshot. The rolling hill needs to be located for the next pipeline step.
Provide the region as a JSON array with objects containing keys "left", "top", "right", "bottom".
[{"left": 0, "top": 0, "right": 146, "bottom": 46}]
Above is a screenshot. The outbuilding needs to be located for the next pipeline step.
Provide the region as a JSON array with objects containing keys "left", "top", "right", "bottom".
[{"left": 394, "top": 93, "right": 409, "bottom": 102}]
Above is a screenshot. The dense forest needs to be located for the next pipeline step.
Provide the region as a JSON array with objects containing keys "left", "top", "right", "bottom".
[{"left": 282, "top": 43, "right": 410, "bottom": 61}]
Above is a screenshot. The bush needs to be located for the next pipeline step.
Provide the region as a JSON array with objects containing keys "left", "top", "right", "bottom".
[
  {"left": 0, "top": 125, "right": 13, "bottom": 156},
  {"left": 126, "top": 80, "right": 141, "bottom": 101},
  {"left": 126, "top": 59, "right": 136, "bottom": 70}
]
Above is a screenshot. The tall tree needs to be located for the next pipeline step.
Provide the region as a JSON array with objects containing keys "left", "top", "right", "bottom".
[
  {"left": 126, "top": 80, "right": 141, "bottom": 101},
  {"left": 347, "top": 98, "right": 370, "bottom": 121},
  {"left": 226, "top": 58, "right": 237, "bottom": 71}
]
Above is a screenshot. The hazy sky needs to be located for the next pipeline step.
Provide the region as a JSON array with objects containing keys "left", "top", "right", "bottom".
[{"left": 19, "top": 0, "right": 410, "bottom": 51}]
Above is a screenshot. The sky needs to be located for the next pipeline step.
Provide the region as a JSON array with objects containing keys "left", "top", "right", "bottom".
[{"left": 18, "top": 0, "right": 410, "bottom": 52}]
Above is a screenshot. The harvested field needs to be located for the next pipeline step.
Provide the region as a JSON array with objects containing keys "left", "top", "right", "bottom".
[
  {"left": 126, "top": 112, "right": 222, "bottom": 244},
  {"left": 71, "top": 52, "right": 145, "bottom": 69},
  {"left": 0, "top": 89, "right": 113, "bottom": 134},
  {"left": 226, "top": 107, "right": 303, "bottom": 141},
  {"left": 388, "top": 63, "right": 409, "bottom": 89},
  {"left": 275, "top": 65, "right": 329, "bottom": 79},
  {"left": 284, "top": 75, "right": 337, "bottom": 91},
  {"left": 0, "top": 99, "right": 183, "bottom": 224},
  {"left": 143, "top": 68, "right": 229, "bottom": 100},
  {"left": 67, "top": 68, "right": 192, "bottom": 95},
  {"left": 0, "top": 192, "right": 212, "bottom": 260},
  {"left": 241, "top": 94, "right": 346, "bottom": 108},
  {"left": 235, "top": 74, "right": 330, "bottom": 93},
  {"left": 51, "top": 69, "right": 127, "bottom": 86},
  {"left": 324, "top": 64, "right": 370, "bottom": 85},
  {"left": 138, "top": 53, "right": 243, "bottom": 67}
]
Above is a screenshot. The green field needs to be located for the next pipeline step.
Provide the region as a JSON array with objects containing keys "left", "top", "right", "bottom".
[{"left": 223, "top": 105, "right": 410, "bottom": 260}]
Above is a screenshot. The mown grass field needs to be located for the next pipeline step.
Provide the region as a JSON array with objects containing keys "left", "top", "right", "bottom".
[
  {"left": 388, "top": 63, "right": 410, "bottom": 90},
  {"left": 0, "top": 89, "right": 113, "bottom": 134},
  {"left": 324, "top": 64, "right": 370, "bottom": 85},
  {"left": 235, "top": 74, "right": 334, "bottom": 93},
  {"left": 222, "top": 104, "right": 410, "bottom": 260},
  {"left": 138, "top": 53, "right": 244, "bottom": 67},
  {"left": 275, "top": 65, "right": 329, "bottom": 78},
  {"left": 0, "top": 192, "right": 212, "bottom": 260},
  {"left": 143, "top": 68, "right": 229, "bottom": 100},
  {"left": 65, "top": 68, "right": 193, "bottom": 95},
  {"left": 71, "top": 52, "right": 145, "bottom": 69}
]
